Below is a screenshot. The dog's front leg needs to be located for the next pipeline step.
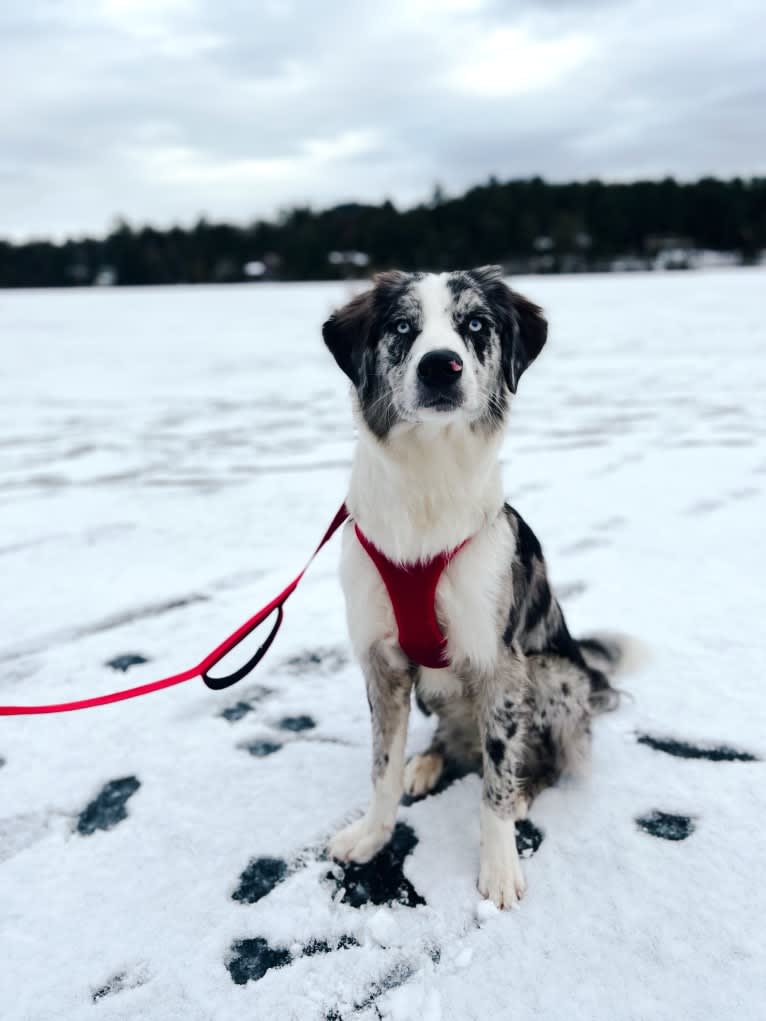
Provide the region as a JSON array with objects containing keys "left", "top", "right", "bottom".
[
  {"left": 477, "top": 646, "right": 530, "bottom": 907},
  {"left": 330, "top": 643, "right": 412, "bottom": 864}
]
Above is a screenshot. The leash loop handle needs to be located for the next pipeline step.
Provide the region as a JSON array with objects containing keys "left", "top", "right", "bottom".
[{"left": 201, "top": 604, "right": 284, "bottom": 690}]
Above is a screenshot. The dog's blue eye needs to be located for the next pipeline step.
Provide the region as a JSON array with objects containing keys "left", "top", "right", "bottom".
[
  {"left": 395, "top": 320, "right": 411, "bottom": 335},
  {"left": 468, "top": 318, "right": 483, "bottom": 333}
]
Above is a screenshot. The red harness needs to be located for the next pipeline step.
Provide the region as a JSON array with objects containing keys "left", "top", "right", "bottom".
[
  {"left": 0, "top": 505, "right": 469, "bottom": 715},
  {"left": 354, "top": 525, "right": 469, "bottom": 669}
]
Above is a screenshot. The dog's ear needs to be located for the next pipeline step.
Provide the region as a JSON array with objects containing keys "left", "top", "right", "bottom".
[
  {"left": 470, "top": 266, "right": 547, "bottom": 393},
  {"left": 504, "top": 288, "right": 548, "bottom": 394},
  {"left": 322, "top": 288, "right": 375, "bottom": 385},
  {"left": 322, "top": 271, "right": 410, "bottom": 385}
]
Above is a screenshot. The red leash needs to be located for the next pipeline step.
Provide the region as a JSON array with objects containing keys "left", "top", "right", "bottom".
[{"left": 0, "top": 504, "right": 350, "bottom": 717}]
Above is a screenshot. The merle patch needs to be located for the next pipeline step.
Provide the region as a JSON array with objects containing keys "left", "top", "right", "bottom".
[
  {"left": 243, "top": 739, "right": 282, "bottom": 758},
  {"left": 77, "top": 777, "right": 141, "bottom": 835},
  {"left": 328, "top": 822, "right": 425, "bottom": 908},
  {"left": 226, "top": 937, "right": 291, "bottom": 985},
  {"left": 105, "top": 653, "right": 148, "bottom": 672},
  {"left": 637, "top": 734, "right": 758, "bottom": 762},
  {"left": 279, "top": 714, "right": 316, "bottom": 732},
  {"left": 232, "top": 856, "right": 288, "bottom": 904},
  {"left": 636, "top": 810, "right": 695, "bottom": 841}
]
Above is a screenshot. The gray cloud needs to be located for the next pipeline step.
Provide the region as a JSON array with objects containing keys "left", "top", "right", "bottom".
[{"left": 1, "top": 0, "right": 763, "bottom": 238}]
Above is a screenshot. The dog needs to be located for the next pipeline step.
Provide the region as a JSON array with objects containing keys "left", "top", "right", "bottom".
[{"left": 322, "top": 266, "right": 619, "bottom": 908}]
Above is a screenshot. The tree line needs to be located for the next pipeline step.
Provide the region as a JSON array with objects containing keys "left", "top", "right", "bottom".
[{"left": 1, "top": 175, "right": 764, "bottom": 288}]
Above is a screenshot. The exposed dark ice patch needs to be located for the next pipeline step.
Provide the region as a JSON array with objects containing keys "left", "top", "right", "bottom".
[
  {"left": 220, "top": 685, "right": 273, "bottom": 722},
  {"left": 637, "top": 734, "right": 758, "bottom": 762},
  {"left": 106, "top": 653, "right": 149, "bottom": 672},
  {"left": 92, "top": 968, "right": 149, "bottom": 1003},
  {"left": 282, "top": 647, "right": 348, "bottom": 675},
  {"left": 302, "top": 935, "right": 360, "bottom": 956},
  {"left": 328, "top": 822, "right": 425, "bottom": 908},
  {"left": 279, "top": 714, "right": 316, "bottom": 732},
  {"left": 243, "top": 739, "right": 282, "bottom": 758},
  {"left": 516, "top": 818, "right": 544, "bottom": 858},
  {"left": 226, "top": 934, "right": 360, "bottom": 987},
  {"left": 77, "top": 777, "right": 141, "bottom": 835},
  {"left": 221, "top": 701, "right": 253, "bottom": 722},
  {"left": 636, "top": 810, "right": 695, "bottom": 841},
  {"left": 232, "top": 856, "right": 288, "bottom": 904},
  {"left": 226, "top": 937, "right": 292, "bottom": 985},
  {"left": 0, "top": 756, "right": 5, "bottom": 769}
]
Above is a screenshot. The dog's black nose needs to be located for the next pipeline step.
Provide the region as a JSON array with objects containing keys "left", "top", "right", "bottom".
[{"left": 417, "top": 349, "right": 463, "bottom": 388}]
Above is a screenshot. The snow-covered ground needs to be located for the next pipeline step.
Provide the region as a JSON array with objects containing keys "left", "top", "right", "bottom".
[{"left": 1, "top": 269, "right": 764, "bottom": 1021}]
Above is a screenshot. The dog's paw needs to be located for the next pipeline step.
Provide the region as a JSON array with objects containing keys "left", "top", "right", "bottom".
[
  {"left": 478, "top": 803, "right": 526, "bottom": 908},
  {"left": 403, "top": 752, "right": 444, "bottom": 798},
  {"left": 478, "top": 853, "right": 526, "bottom": 909},
  {"left": 329, "top": 816, "right": 393, "bottom": 864}
]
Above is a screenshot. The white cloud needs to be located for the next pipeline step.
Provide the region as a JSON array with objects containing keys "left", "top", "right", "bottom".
[
  {"left": 449, "top": 26, "right": 595, "bottom": 97},
  {"left": 0, "top": 0, "right": 764, "bottom": 238}
]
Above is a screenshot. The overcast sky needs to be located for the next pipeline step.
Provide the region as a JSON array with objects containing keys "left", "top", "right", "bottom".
[{"left": 2, "top": 0, "right": 764, "bottom": 239}]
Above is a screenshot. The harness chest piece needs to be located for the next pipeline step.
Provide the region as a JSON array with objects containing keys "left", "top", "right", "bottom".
[{"left": 354, "top": 525, "right": 470, "bottom": 669}]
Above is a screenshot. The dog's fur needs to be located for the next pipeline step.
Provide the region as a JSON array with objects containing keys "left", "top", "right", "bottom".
[{"left": 322, "top": 267, "right": 619, "bottom": 907}]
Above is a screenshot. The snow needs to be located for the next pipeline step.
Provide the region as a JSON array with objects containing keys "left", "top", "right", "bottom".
[{"left": 1, "top": 269, "right": 765, "bottom": 1020}]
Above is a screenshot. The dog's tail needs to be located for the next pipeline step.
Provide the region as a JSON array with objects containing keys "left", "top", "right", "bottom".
[{"left": 577, "top": 631, "right": 645, "bottom": 713}]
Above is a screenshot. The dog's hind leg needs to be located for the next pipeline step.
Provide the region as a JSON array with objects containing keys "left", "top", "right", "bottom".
[
  {"left": 330, "top": 642, "right": 413, "bottom": 864},
  {"left": 404, "top": 692, "right": 482, "bottom": 798},
  {"left": 520, "top": 654, "right": 592, "bottom": 804}
]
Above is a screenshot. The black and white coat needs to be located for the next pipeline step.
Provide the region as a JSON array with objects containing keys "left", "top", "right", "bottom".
[{"left": 322, "top": 267, "right": 618, "bottom": 908}]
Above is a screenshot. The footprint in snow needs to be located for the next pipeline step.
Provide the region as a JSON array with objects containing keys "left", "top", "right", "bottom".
[
  {"left": 241, "top": 738, "right": 282, "bottom": 758},
  {"left": 77, "top": 777, "right": 141, "bottom": 836},
  {"left": 327, "top": 822, "right": 425, "bottom": 909},
  {"left": 279, "top": 646, "right": 349, "bottom": 676},
  {"left": 219, "top": 684, "right": 274, "bottom": 723},
  {"left": 232, "top": 856, "right": 288, "bottom": 904},
  {"left": 226, "top": 934, "right": 359, "bottom": 986},
  {"left": 105, "top": 653, "right": 149, "bottom": 672},
  {"left": 636, "top": 810, "right": 695, "bottom": 841},
  {"left": 92, "top": 966, "right": 150, "bottom": 1003},
  {"left": 637, "top": 734, "right": 758, "bottom": 762},
  {"left": 278, "top": 714, "right": 316, "bottom": 732}
]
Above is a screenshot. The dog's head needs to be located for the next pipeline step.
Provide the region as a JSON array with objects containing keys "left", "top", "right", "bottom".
[{"left": 322, "top": 266, "right": 547, "bottom": 438}]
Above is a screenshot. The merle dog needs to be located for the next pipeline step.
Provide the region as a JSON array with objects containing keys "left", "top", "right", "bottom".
[{"left": 322, "top": 266, "right": 618, "bottom": 907}]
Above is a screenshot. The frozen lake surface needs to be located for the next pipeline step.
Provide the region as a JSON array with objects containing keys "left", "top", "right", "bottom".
[{"left": 1, "top": 270, "right": 765, "bottom": 1020}]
